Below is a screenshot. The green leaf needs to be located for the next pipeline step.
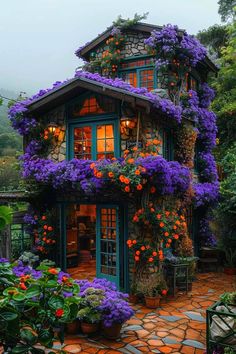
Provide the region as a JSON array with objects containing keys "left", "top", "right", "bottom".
[
  {"left": 20, "top": 328, "right": 38, "bottom": 345},
  {"left": 44, "top": 280, "right": 58, "bottom": 288},
  {"left": 48, "top": 295, "right": 64, "bottom": 310},
  {"left": 11, "top": 344, "right": 30, "bottom": 353},
  {"left": 25, "top": 285, "right": 41, "bottom": 299},
  {"left": 13, "top": 293, "right": 26, "bottom": 301},
  {"left": 3, "top": 287, "right": 18, "bottom": 296},
  {"left": 0, "top": 311, "right": 18, "bottom": 320},
  {"left": 38, "top": 328, "right": 53, "bottom": 347}
]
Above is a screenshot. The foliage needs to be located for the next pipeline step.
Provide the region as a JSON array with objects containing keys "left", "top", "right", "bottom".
[
  {"left": 197, "top": 24, "right": 228, "bottom": 58},
  {"left": 220, "top": 291, "right": 236, "bottom": 305},
  {"left": 218, "top": 0, "right": 236, "bottom": 22},
  {"left": 77, "top": 287, "right": 104, "bottom": 324},
  {"left": 112, "top": 13, "right": 148, "bottom": 29},
  {"left": 0, "top": 156, "right": 22, "bottom": 192},
  {"left": 18, "top": 251, "right": 39, "bottom": 266},
  {"left": 0, "top": 205, "right": 12, "bottom": 230},
  {"left": 174, "top": 125, "right": 198, "bottom": 167},
  {"left": 127, "top": 239, "right": 164, "bottom": 265},
  {"left": 24, "top": 211, "right": 56, "bottom": 255},
  {"left": 0, "top": 259, "right": 81, "bottom": 353},
  {"left": 137, "top": 272, "right": 168, "bottom": 297}
]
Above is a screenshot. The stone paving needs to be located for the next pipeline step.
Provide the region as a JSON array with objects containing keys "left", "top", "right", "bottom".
[{"left": 59, "top": 272, "right": 236, "bottom": 354}]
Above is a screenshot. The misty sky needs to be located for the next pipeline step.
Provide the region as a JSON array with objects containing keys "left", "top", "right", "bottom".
[{"left": 0, "top": 0, "right": 221, "bottom": 96}]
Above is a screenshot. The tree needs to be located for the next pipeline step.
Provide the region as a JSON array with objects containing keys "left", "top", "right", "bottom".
[
  {"left": 218, "top": 0, "right": 236, "bottom": 22},
  {"left": 197, "top": 24, "right": 228, "bottom": 58}
]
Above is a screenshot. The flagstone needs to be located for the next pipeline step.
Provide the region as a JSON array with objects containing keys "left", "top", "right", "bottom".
[
  {"left": 63, "top": 344, "right": 82, "bottom": 353},
  {"left": 180, "top": 345, "right": 195, "bottom": 354},
  {"left": 183, "top": 312, "right": 205, "bottom": 322},
  {"left": 157, "top": 346, "right": 173, "bottom": 353},
  {"left": 156, "top": 331, "right": 169, "bottom": 337},
  {"left": 147, "top": 339, "right": 163, "bottom": 346},
  {"left": 136, "top": 329, "right": 150, "bottom": 338},
  {"left": 182, "top": 339, "right": 205, "bottom": 349}
]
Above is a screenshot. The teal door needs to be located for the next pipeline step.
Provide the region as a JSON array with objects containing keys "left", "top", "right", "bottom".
[{"left": 96, "top": 206, "right": 120, "bottom": 287}]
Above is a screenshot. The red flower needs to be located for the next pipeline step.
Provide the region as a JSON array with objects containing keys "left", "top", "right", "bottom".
[
  {"left": 161, "top": 289, "right": 168, "bottom": 296},
  {"left": 55, "top": 308, "right": 64, "bottom": 317},
  {"left": 48, "top": 268, "right": 58, "bottom": 275}
]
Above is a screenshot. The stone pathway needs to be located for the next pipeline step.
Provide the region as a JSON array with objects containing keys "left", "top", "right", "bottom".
[{"left": 59, "top": 272, "right": 235, "bottom": 353}]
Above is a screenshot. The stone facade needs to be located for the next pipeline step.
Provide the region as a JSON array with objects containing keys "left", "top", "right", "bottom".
[{"left": 92, "top": 31, "right": 149, "bottom": 61}]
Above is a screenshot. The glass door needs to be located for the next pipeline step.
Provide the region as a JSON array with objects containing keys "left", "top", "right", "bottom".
[{"left": 96, "top": 206, "right": 120, "bottom": 287}]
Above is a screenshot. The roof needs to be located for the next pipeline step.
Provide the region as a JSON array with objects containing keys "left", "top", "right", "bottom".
[
  {"left": 0, "top": 191, "right": 30, "bottom": 202},
  {"left": 76, "top": 22, "right": 218, "bottom": 73},
  {"left": 27, "top": 76, "right": 153, "bottom": 115}
]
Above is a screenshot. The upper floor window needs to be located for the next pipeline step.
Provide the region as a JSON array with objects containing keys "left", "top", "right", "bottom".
[
  {"left": 70, "top": 94, "right": 116, "bottom": 118},
  {"left": 119, "top": 57, "right": 157, "bottom": 91},
  {"left": 68, "top": 93, "right": 119, "bottom": 161}
]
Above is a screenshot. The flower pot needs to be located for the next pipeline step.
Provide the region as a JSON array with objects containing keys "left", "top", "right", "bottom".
[
  {"left": 224, "top": 267, "right": 236, "bottom": 275},
  {"left": 129, "top": 294, "right": 138, "bottom": 304},
  {"left": 66, "top": 320, "right": 80, "bottom": 334},
  {"left": 144, "top": 295, "right": 160, "bottom": 309},
  {"left": 102, "top": 323, "right": 122, "bottom": 339},
  {"left": 81, "top": 321, "right": 99, "bottom": 335}
]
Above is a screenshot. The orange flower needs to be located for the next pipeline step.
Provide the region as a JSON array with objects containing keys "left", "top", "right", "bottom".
[
  {"left": 48, "top": 226, "right": 53, "bottom": 232},
  {"left": 41, "top": 215, "right": 46, "bottom": 221},
  {"left": 182, "top": 222, "right": 187, "bottom": 228},
  {"left": 132, "top": 146, "right": 138, "bottom": 151},
  {"left": 43, "top": 225, "right": 48, "bottom": 230},
  {"left": 180, "top": 215, "right": 185, "bottom": 221},
  {"left": 127, "top": 158, "right": 134, "bottom": 164},
  {"left": 173, "top": 225, "right": 177, "bottom": 230},
  {"left": 139, "top": 152, "right": 145, "bottom": 157},
  {"left": 175, "top": 220, "right": 180, "bottom": 225},
  {"left": 125, "top": 186, "right": 130, "bottom": 193},
  {"left": 124, "top": 177, "right": 130, "bottom": 185},
  {"left": 48, "top": 268, "right": 58, "bottom": 275},
  {"left": 136, "top": 184, "right": 143, "bottom": 191},
  {"left": 135, "top": 251, "right": 140, "bottom": 256},
  {"left": 160, "top": 222, "right": 165, "bottom": 228},
  {"left": 90, "top": 163, "right": 95, "bottom": 169},
  {"left": 150, "top": 186, "right": 156, "bottom": 194},
  {"left": 132, "top": 240, "right": 137, "bottom": 245},
  {"left": 108, "top": 171, "right": 114, "bottom": 178},
  {"left": 165, "top": 211, "right": 170, "bottom": 217},
  {"left": 140, "top": 246, "right": 145, "bottom": 251},
  {"left": 141, "top": 167, "right": 146, "bottom": 173},
  {"left": 156, "top": 214, "right": 162, "bottom": 220},
  {"left": 135, "top": 169, "right": 140, "bottom": 175},
  {"left": 150, "top": 208, "right": 155, "bottom": 212},
  {"left": 119, "top": 175, "right": 125, "bottom": 182},
  {"left": 124, "top": 149, "right": 129, "bottom": 155},
  {"left": 173, "top": 234, "right": 179, "bottom": 239},
  {"left": 167, "top": 239, "right": 172, "bottom": 243},
  {"left": 153, "top": 139, "right": 160, "bottom": 145},
  {"left": 148, "top": 257, "right": 154, "bottom": 262},
  {"left": 133, "top": 215, "right": 139, "bottom": 222},
  {"left": 134, "top": 256, "right": 140, "bottom": 262},
  {"left": 166, "top": 243, "right": 171, "bottom": 248},
  {"left": 96, "top": 172, "right": 103, "bottom": 178},
  {"left": 164, "top": 232, "right": 169, "bottom": 237},
  {"left": 152, "top": 251, "right": 157, "bottom": 256},
  {"left": 127, "top": 240, "right": 132, "bottom": 245}
]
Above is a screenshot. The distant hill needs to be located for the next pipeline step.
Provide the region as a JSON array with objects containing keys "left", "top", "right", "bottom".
[{"left": 0, "top": 89, "right": 23, "bottom": 156}]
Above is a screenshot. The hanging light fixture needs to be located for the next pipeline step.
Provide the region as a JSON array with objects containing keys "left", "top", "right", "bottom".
[{"left": 120, "top": 117, "right": 137, "bottom": 138}]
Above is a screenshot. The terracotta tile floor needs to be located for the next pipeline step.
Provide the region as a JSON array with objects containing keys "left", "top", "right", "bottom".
[{"left": 59, "top": 272, "right": 236, "bottom": 353}]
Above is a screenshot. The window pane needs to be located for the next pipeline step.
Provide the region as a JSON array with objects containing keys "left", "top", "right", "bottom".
[
  {"left": 96, "top": 124, "right": 114, "bottom": 159},
  {"left": 74, "top": 126, "right": 92, "bottom": 159},
  {"left": 121, "top": 72, "right": 137, "bottom": 87},
  {"left": 140, "top": 69, "right": 154, "bottom": 91}
]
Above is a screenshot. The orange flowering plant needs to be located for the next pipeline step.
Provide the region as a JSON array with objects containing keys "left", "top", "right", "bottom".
[
  {"left": 32, "top": 212, "right": 56, "bottom": 254},
  {"left": 89, "top": 140, "right": 161, "bottom": 194},
  {"left": 127, "top": 239, "right": 164, "bottom": 265},
  {"left": 132, "top": 205, "right": 188, "bottom": 248}
]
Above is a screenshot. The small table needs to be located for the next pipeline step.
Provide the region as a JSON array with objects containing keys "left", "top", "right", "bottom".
[{"left": 164, "top": 263, "right": 189, "bottom": 297}]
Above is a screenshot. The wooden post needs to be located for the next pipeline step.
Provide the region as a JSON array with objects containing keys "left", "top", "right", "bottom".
[{"left": 0, "top": 225, "right": 11, "bottom": 259}]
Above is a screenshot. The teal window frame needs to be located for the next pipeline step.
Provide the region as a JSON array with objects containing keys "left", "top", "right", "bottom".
[
  {"left": 66, "top": 92, "right": 120, "bottom": 160},
  {"left": 162, "top": 128, "right": 174, "bottom": 161},
  {"left": 118, "top": 55, "right": 158, "bottom": 90}
]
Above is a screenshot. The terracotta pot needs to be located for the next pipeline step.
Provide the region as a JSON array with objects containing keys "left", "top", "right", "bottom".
[
  {"left": 129, "top": 294, "right": 138, "bottom": 304},
  {"left": 102, "top": 323, "right": 122, "bottom": 339},
  {"left": 81, "top": 321, "right": 99, "bottom": 334},
  {"left": 66, "top": 320, "right": 80, "bottom": 334},
  {"left": 144, "top": 295, "right": 161, "bottom": 309},
  {"left": 224, "top": 267, "right": 236, "bottom": 275}
]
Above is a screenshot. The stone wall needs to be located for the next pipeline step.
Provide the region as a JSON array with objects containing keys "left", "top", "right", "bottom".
[{"left": 93, "top": 31, "right": 149, "bottom": 61}]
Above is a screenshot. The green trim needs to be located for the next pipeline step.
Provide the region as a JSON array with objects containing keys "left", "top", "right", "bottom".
[
  {"left": 96, "top": 205, "right": 120, "bottom": 288},
  {"left": 121, "top": 54, "right": 154, "bottom": 61},
  {"left": 118, "top": 66, "right": 158, "bottom": 89}
]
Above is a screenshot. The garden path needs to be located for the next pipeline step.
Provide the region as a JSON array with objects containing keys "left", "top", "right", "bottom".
[{"left": 57, "top": 272, "right": 235, "bottom": 354}]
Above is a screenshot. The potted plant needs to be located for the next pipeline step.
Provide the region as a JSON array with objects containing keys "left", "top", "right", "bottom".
[
  {"left": 137, "top": 273, "right": 168, "bottom": 308},
  {"left": 77, "top": 287, "right": 104, "bottom": 334},
  {"left": 0, "top": 258, "right": 81, "bottom": 352},
  {"left": 129, "top": 280, "right": 138, "bottom": 303},
  {"left": 223, "top": 247, "right": 236, "bottom": 275}
]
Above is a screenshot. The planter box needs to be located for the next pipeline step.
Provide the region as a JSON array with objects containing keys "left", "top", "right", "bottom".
[{"left": 206, "top": 300, "right": 236, "bottom": 353}]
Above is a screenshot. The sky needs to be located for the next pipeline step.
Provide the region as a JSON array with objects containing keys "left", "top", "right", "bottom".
[{"left": 0, "top": 0, "right": 221, "bottom": 96}]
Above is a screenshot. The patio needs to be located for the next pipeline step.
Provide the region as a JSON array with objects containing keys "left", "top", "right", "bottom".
[{"left": 59, "top": 272, "right": 236, "bottom": 353}]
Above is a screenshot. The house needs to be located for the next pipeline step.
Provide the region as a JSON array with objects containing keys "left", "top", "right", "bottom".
[{"left": 9, "top": 19, "right": 218, "bottom": 291}]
